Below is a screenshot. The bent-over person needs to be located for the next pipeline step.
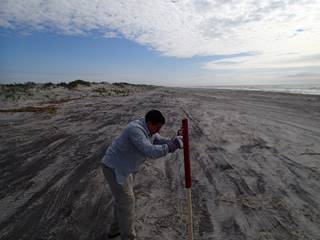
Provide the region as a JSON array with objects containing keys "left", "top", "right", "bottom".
[{"left": 101, "top": 110, "right": 182, "bottom": 240}]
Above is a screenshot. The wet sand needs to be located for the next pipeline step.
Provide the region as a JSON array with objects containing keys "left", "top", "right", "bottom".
[{"left": 1, "top": 85, "right": 320, "bottom": 240}]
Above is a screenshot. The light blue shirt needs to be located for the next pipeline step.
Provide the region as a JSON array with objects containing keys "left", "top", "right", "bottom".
[{"left": 101, "top": 117, "right": 170, "bottom": 185}]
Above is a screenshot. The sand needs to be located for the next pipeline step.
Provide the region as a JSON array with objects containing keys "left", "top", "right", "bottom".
[{"left": 0, "top": 84, "right": 319, "bottom": 240}]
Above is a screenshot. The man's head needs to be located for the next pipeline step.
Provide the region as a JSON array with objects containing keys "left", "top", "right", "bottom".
[{"left": 145, "top": 110, "right": 165, "bottom": 135}]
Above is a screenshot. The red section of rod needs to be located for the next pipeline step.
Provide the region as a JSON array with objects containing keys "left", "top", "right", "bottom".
[{"left": 182, "top": 118, "right": 192, "bottom": 188}]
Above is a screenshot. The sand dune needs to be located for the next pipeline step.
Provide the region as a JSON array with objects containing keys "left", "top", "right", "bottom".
[{"left": 0, "top": 84, "right": 320, "bottom": 240}]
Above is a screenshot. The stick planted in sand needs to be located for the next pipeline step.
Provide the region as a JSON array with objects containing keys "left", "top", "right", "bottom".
[{"left": 182, "top": 118, "right": 193, "bottom": 240}]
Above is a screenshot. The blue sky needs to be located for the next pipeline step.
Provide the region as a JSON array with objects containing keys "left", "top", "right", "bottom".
[
  {"left": 0, "top": 31, "right": 213, "bottom": 85},
  {"left": 0, "top": 0, "right": 319, "bottom": 86}
]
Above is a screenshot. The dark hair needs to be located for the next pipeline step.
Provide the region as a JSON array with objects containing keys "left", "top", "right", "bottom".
[{"left": 145, "top": 110, "right": 165, "bottom": 125}]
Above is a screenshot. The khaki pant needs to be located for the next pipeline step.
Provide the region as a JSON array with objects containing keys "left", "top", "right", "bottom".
[{"left": 101, "top": 164, "right": 136, "bottom": 240}]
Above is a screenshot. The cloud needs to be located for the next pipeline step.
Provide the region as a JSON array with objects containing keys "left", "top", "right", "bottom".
[
  {"left": 104, "top": 31, "right": 118, "bottom": 38},
  {"left": 0, "top": 0, "right": 319, "bottom": 71}
]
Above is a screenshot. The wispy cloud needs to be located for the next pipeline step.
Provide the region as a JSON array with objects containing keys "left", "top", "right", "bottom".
[{"left": 0, "top": 0, "right": 319, "bottom": 78}]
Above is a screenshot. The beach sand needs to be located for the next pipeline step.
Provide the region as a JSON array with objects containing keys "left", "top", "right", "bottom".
[{"left": 0, "top": 84, "right": 319, "bottom": 240}]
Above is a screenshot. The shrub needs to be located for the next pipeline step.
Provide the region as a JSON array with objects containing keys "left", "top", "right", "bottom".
[
  {"left": 43, "top": 82, "right": 54, "bottom": 89},
  {"left": 57, "top": 82, "right": 68, "bottom": 87},
  {"left": 69, "top": 79, "right": 91, "bottom": 87},
  {"left": 112, "top": 82, "right": 130, "bottom": 88},
  {"left": 57, "top": 80, "right": 91, "bottom": 89},
  {"left": 24, "top": 82, "right": 36, "bottom": 87}
]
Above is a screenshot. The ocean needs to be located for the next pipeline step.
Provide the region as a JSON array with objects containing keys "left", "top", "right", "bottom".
[{"left": 203, "top": 84, "right": 320, "bottom": 95}]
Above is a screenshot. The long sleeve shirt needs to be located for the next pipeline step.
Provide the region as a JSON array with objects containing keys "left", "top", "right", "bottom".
[{"left": 101, "top": 117, "right": 170, "bottom": 185}]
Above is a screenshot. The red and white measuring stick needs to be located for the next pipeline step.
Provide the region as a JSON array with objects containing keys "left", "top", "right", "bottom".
[{"left": 182, "top": 118, "right": 193, "bottom": 240}]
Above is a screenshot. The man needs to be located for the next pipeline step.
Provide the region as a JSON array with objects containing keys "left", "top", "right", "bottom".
[{"left": 101, "top": 109, "right": 182, "bottom": 240}]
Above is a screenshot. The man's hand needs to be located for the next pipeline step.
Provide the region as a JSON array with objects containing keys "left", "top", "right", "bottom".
[
  {"left": 167, "top": 136, "right": 183, "bottom": 153},
  {"left": 177, "top": 127, "right": 183, "bottom": 136},
  {"left": 176, "top": 136, "right": 183, "bottom": 148}
]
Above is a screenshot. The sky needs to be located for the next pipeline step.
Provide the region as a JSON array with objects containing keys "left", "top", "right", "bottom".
[{"left": 0, "top": 0, "right": 319, "bottom": 86}]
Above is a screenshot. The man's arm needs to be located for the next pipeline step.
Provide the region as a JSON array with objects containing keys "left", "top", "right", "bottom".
[
  {"left": 128, "top": 127, "right": 168, "bottom": 159},
  {"left": 153, "top": 133, "right": 171, "bottom": 145}
]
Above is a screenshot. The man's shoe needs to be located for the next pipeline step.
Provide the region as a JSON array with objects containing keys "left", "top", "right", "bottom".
[{"left": 107, "top": 232, "right": 120, "bottom": 239}]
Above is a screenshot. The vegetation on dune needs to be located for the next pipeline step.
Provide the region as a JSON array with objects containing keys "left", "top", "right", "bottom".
[
  {"left": 112, "top": 82, "right": 131, "bottom": 87},
  {"left": 1, "top": 82, "right": 36, "bottom": 90},
  {"left": 43, "top": 82, "right": 55, "bottom": 89},
  {"left": 1, "top": 80, "right": 152, "bottom": 90},
  {"left": 112, "top": 82, "right": 154, "bottom": 88},
  {"left": 93, "top": 87, "right": 130, "bottom": 96},
  {"left": 57, "top": 79, "right": 91, "bottom": 89},
  {"left": 0, "top": 80, "right": 156, "bottom": 104},
  {"left": 0, "top": 82, "right": 35, "bottom": 100}
]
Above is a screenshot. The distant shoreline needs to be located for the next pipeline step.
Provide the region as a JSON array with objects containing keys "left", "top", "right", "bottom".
[{"left": 183, "top": 83, "right": 320, "bottom": 95}]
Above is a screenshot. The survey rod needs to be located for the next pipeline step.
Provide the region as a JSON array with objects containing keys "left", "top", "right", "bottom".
[{"left": 182, "top": 118, "right": 193, "bottom": 240}]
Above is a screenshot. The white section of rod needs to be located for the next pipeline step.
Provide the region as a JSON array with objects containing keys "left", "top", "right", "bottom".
[{"left": 186, "top": 187, "right": 194, "bottom": 240}]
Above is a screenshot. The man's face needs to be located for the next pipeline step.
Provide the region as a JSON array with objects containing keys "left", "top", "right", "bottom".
[{"left": 147, "top": 122, "right": 163, "bottom": 135}]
